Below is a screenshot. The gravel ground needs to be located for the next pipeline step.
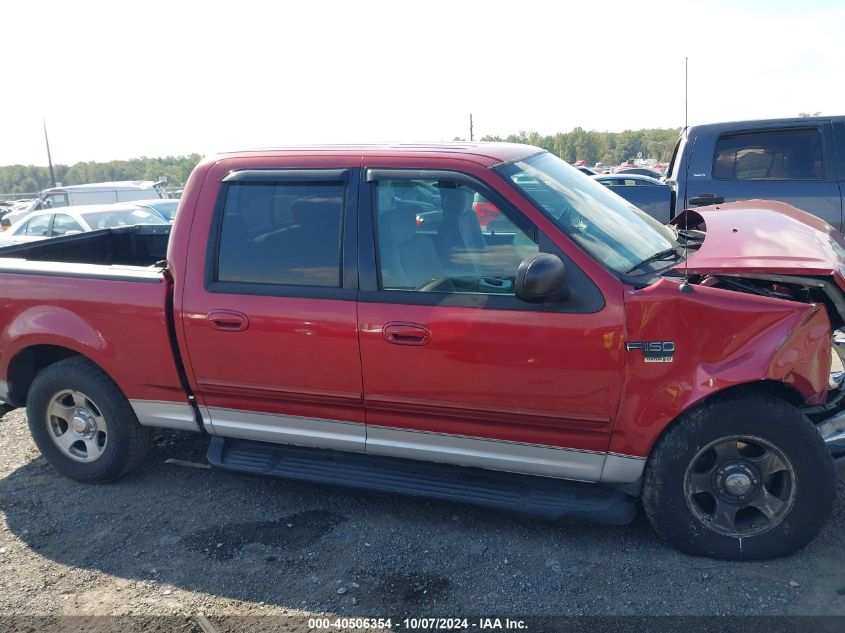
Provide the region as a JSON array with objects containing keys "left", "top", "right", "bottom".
[{"left": 1, "top": 406, "right": 845, "bottom": 628}]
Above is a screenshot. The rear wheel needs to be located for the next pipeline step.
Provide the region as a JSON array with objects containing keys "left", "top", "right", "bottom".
[
  {"left": 642, "top": 392, "right": 835, "bottom": 559},
  {"left": 26, "top": 357, "right": 150, "bottom": 482}
]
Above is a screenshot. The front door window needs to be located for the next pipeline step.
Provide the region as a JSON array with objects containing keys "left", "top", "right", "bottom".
[{"left": 373, "top": 178, "right": 538, "bottom": 295}]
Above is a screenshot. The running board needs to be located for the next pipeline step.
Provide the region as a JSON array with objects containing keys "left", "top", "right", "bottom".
[{"left": 207, "top": 437, "right": 638, "bottom": 525}]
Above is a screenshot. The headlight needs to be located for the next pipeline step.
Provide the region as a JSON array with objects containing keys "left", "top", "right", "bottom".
[{"left": 830, "top": 329, "right": 845, "bottom": 389}]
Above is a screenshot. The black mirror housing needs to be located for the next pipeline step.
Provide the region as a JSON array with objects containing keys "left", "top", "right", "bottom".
[{"left": 515, "top": 253, "right": 569, "bottom": 304}]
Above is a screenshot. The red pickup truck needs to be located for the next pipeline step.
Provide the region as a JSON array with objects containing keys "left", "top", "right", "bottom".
[{"left": 1, "top": 143, "right": 843, "bottom": 560}]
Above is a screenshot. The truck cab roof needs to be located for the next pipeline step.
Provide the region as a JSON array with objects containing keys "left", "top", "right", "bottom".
[
  {"left": 687, "top": 114, "right": 845, "bottom": 136},
  {"left": 207, "top": 142, "right": 542, "bottom": 167}
]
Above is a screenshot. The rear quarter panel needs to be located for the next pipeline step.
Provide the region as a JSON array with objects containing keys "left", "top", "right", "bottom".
[{"left": 0, "top": 271, "right": 183, "bottom": 404}]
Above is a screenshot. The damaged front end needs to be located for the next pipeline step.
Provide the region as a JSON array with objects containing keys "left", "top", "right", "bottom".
[
  {"left": 688, "top": 274, "right": 845, "bottom": 471},
  {"left": 805, "top": 329, "right": 845, "bottom": 467},
  {"left": 671, "top": 203, "right": 845, "bottom": 471}
]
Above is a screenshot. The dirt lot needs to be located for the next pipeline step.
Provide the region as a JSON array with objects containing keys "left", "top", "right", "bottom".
[{"left": 1, "top": 406, "right": 845, "bottom": 627}]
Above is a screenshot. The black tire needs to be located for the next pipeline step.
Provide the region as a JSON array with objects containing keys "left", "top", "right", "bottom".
[
  {"left": 26, "top": 357, "right": 150, "bottom": 482},
  {"left": 642, "top": 391, "right": 835, "bottom": 559}
]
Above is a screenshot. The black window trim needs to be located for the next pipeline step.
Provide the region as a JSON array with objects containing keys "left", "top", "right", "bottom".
[
  {"left": 833, "top": 121, "right": 845, "bottom": 182},
  {"left": 358, "top": 167, "right": 605, "bottom": 314},
  {"left": 222, "top": 169, "right": 350, "bottom": 183},
  {"left": 204, "top": 168, "right": 358, "bottom": 301},
  {"left": 711, "top": 126, "right": 828, "bottom": 182}
]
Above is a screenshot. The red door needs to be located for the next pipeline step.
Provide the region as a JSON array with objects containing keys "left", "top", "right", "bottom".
[
  {"left": 178, "top": 163, "right": 365, "bottom": 450},
  {"left": 357, "top": 167, "right": 632, "bottom": 482}
]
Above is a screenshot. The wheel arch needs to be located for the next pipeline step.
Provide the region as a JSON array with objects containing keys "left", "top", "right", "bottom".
[
  {"left": 639, "top": 379, "right": 835, "bottom": 559},
  {"left": 6, "top": 344, "right": 101, "bottom": 407},
  {"left": 645, "top": 379, "right": 806, "bottom": 460}
]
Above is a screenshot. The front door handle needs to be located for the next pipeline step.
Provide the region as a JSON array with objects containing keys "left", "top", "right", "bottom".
[
  {"left": 688, "top": 193, "right": 725, "bottom": 206},
  {"left": 207, "top": 310, "right": 249, "bottom": 332},
  {"left": 382, "top": 322, "right": 432, "bottom": 346}
]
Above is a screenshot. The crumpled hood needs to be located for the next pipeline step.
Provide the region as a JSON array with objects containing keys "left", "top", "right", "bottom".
[{"left": 672, "top": 200, "right": 845, "bottom": 290}]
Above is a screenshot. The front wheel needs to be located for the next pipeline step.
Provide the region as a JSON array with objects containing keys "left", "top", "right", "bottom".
[
  {"left": 642, "top": 392, "right": 835, "bottom": 559},
  {"left": 26, "top": 357, "right": 150, "bottom": 482}
]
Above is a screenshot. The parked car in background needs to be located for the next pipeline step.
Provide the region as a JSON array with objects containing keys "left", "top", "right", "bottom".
[
  {"left": 592, "top": 174, "right": 672, "bottom": 223},
  {"left": 666, "top": 115, "right": 845, "bottom": 230},
  {"left": 1, "top": 200, "right": 32, "bottom": 229},
  {"left": 616, "top": 166, "right": 664, "bottom": 179},
  {"left": 0, "top": 204, "right": 168, "bottom": 246},
  {"left": 3, "top": 180, "right": 169, "bottom": 227},
  {"left": 115, "top": 199, "right": 180, "bottom": 222},
  {"left": 595, "top": 174, "right": 665, "bottom": 187},
  {"left": 574, "top": 165, "right": 599, "bottom": 176}
]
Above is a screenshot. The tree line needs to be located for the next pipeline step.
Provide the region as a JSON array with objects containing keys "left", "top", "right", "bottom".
[
  {"left": 477, "top": 127, "right": 682, "bottom": 166},
  {"left": 0, "top": 155, "right": 202, "bottom": 195},
  {"left": 0, "top": 127, "right": 683, "bottom": 195}
]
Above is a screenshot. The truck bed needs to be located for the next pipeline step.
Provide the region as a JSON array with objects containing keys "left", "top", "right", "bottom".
[
  {"left": 0, "top": 224, "right": 170, "bottom": 268},
  {"left": 0, "top": 223, "right": 185, "bottom": 409}
]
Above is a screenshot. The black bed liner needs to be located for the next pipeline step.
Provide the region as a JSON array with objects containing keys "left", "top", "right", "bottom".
[{"left": 0, "top": 224, "right": 170, "bottom": 268}]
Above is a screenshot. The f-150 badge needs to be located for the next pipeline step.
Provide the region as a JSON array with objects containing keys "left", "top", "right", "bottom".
[{"left": 626, "top": 341, "right": 675, "bottom": 363}]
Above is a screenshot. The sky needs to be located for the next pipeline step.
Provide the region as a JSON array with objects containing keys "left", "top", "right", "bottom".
[{"left": 2, "top": 0, "right": 843, "bottom": 166}]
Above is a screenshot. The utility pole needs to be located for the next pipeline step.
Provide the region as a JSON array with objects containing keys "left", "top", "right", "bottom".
[
  {"left": 469, "top": 114, "right": 474, "bottom": 141},
  {"left": 684, "top": 57, "right": 688, "bottom": 129},
  {"left": 43, "top": 118, "right": 57, "bottom": 188}
]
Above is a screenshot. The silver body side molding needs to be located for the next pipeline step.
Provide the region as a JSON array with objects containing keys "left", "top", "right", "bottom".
[
  {"left": 135, "top": 402, "right": 647, "bottom": 484},
  {"left": 366, "top": 425, "right": 607, "bottom": 481},
  {"left": 600, "top": 453, "right": 647, "bottom": 484},
  {"left": 130, "top": 400, "right": 200, "bottom": 432},
  {"left": 206, "top": 407, "right": 365, "bottom": 452}
]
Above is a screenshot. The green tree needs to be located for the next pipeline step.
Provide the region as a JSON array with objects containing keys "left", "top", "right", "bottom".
[{"left": 0, "top": 155, "right": 203, "bottom": 195}]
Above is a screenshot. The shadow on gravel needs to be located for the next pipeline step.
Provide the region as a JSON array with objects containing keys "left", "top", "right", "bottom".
[{"left": 2, "top": 429, "right": 843, "bottom": 615}]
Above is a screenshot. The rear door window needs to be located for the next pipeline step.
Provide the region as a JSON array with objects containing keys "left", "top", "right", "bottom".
[
  {"left": 215, "top": 181, "right": 344, "bottom": 287},
  {"left": 713, "top": 128, "right": 825, "bottom": 181}
]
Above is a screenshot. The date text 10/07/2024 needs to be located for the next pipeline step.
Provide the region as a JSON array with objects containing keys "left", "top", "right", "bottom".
[{"left": 307, "top": 617, "right": 529, "bottom": 630}]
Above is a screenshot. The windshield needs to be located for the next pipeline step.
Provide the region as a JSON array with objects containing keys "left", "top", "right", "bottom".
[
  {"left": 81, "top": 209, "right": 167, "bottom": 230},
  {"left": 497, "top": 152, "right": 677, "bottom": 275}
]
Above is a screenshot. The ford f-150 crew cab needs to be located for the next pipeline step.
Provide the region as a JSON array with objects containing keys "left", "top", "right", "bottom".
[{"left": 1, "top": 143, "right": 844, "bottom": 560}]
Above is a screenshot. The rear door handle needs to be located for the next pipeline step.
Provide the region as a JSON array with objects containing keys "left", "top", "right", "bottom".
[
  {"left": 207, "top": 310, "right": 249, "bottom": 332},
  {"left": 382, "top": 322, "right": 432, "bottom": 346}
]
